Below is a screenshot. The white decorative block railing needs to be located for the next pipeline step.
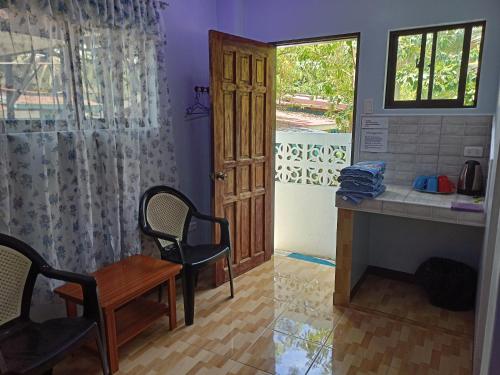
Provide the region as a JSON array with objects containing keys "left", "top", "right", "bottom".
[{"left": 275, "top": 131, "right": 352, "bottom": 187}]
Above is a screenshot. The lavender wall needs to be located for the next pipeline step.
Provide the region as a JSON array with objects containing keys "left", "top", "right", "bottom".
[
  {"left": 161, "top": 0, "right": 218, "bottom": 243},
  {"left": 216, "top": 0, "right": 243, "bottom": 36}
]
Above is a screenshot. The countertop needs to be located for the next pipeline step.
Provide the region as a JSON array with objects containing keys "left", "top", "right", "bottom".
[{"left": 335, "top": 184, "right": 486, "bottom": 227}]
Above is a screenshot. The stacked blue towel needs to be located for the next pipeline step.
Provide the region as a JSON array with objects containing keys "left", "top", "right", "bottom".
[{"left": 337, "top": 161, "right": 386, "bottom": 204}]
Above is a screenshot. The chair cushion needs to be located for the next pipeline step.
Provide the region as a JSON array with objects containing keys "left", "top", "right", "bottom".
[
  {"left": 0, "top": 317, "right": 97, "bottom": 374},
  {"left": 163, "top": 244, "right": 229, "bottom": 267}
]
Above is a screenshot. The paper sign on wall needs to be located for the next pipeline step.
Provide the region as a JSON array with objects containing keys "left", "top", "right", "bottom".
[
  {"left": 361, "top": 129, "right": 388, "bottom": 153},
  {"left": 362, "top": 116, "right": 389, "bottom": 129}
]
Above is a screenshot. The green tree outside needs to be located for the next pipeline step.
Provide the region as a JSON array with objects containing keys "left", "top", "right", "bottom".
[
  {"left": 277, "top": 27, "right": 482, "bottom": 134},
  {"left": 276, "top": 39, "right": 357, "bottom": 133},
  {"left": 394, "top": 26, "right": 482, "bottom": 106}
]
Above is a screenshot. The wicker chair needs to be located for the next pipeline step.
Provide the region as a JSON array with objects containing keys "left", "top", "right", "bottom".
[
  {"left": 0, "top": 234, "right": 108, "bottom": 375},
  {"left": 139, "top": 186, "right": 234, "bottom": 326}
]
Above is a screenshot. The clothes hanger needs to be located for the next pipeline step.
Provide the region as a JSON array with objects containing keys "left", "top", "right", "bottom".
[{"left": 185, "top": 86, "right": 210, "bottom": 120}]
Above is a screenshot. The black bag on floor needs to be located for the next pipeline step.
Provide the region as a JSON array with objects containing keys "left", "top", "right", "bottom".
[{"left": 415, "top": 257, "right": 477, "bottom": 311}]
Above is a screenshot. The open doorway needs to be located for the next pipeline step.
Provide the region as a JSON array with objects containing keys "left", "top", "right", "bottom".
[{"left": 274, "top": 34, "right": 359, "bottom": 263}]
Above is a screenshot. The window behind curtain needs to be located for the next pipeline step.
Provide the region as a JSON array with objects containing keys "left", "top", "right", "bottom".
[
  {"left": 78, "top": 28, "right": 159, "bottom": 126},
  {"left": 0, "top": 9, "right": 73, "bottom": 121},
  {"left": 0, "top": 8, "right": 160, "bottom": 127}
]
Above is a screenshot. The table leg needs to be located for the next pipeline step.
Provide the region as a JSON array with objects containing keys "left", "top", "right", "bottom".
[
  {"left": 65, "top": 300, "right": 78, "bottom": 318},
  {"left": 103, "top": 309, "right": 119, "bottom": 374},
  {"left": 167, "top": 276, "right": 177, "bottom": 330},
  {"left": 334, "top": 208, "right": 353, "bottom": 306}
]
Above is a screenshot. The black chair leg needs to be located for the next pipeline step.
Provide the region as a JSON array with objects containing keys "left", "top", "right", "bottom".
[
  {"left": 182, "top": 267, "right": 196, "bottom": 326},
  {"left": 96, "top": 333, "right": 109, "bottom": 375},
  {"left": 194, "top": 270, "right": 199, "bottom": 289},
  {"left": 227, "top": 252, "right": 234, "bottom": 298}
]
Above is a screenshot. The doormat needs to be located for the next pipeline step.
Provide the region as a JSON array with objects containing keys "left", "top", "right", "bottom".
[{"left": 287, "top": 253, "right": 335, "bottom": 267}]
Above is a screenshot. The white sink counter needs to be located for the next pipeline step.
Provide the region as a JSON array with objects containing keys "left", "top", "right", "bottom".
[{"left": 335, "top": 184, "right": 485, "bottom": 227}]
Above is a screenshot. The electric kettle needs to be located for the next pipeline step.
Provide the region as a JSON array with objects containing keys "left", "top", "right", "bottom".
[{"left": 457, "top": 160, "right": 483, "bottom": 196}]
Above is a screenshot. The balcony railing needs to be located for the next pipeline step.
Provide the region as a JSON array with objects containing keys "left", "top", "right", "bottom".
[
  {"left": 274, "top": 130, "right": 352, "bottom": 260},
  {"left": 275, "top": 131, "right": 352, "bottom": 187}
]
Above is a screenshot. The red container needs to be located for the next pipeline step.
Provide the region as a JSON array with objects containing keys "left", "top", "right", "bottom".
[{"left": 438, "top": 175, "right": 455, "bottom": 193}]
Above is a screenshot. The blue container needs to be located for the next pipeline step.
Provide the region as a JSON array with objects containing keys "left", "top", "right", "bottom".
[
  {"left": 427, "top": 176, "right": 438, "bottom": 192},
  {"left": 413, "top": 175, "right": 428, "bottom": 190}
]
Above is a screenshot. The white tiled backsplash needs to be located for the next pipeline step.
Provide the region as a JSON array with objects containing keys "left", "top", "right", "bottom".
[{"left": 358, "top": 115, "right": 492, "bottom": 186}]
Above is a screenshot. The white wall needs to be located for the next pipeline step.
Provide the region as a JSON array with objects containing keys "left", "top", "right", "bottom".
[
  {"left": 216, "top": 0, "right": 500, "bottom": 116},
  {"left": 274, "top": 131, "right": 352, "bottom": 259},
  {"left": 489, "top": 295, "right": 500, "bottom": 374},
  {"left": 275, "top": 183, "right": 339, "bottom": 259},
  {"left": 476, "top": 78, "right": 500, "bottom": 375},
  {"left": 369, "top": 215, "right": 483, "bottom": 272}
]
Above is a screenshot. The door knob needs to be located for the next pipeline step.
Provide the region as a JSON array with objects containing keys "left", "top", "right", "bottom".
[{"left": 215, "top": 171, "right": 227, "bottom": 181}]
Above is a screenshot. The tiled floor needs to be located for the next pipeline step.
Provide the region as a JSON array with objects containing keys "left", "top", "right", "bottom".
[
  {"left": 55, "top": 255, "right": 473, "bottom": 374},
  {"left": 350, "top": 274, "right": 475, "bottom": 337}
]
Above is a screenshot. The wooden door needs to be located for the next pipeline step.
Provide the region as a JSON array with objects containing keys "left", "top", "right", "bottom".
[{"left": 209, "top": 31, "right": 276, "bottom": 285}]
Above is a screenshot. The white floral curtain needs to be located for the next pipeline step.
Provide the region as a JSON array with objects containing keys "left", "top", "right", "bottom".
[{"left": 0, "top": 0, "right": 177, "bottom": 304}]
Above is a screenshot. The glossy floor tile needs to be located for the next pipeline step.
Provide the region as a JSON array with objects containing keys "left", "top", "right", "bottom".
[
  {"left": 325, "top": 308, "right": 403, "bottom": 373},
  {"left": 350, "top": 274, "right": 475, "bottom": 336},
  {"left": 236, "top": 329, "right": 321, "bottom": 374},
  {"left": 271, "top": 308, "right": 337, "bottom": 345},
  {"left": 55, "top": 255, "right": 472, "bottom": 374},
  {"left": 388, "top": 324, "right": 473, "bottom": 375}
]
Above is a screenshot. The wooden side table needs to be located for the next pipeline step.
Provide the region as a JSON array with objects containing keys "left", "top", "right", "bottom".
[{"left": 55, "top": 255, "right": 182, "bottom": 374}]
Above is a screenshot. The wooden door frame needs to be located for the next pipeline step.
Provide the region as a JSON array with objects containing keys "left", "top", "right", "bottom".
[
  {"left": 272, "top": 32, "right": 361, "bottom": 163},
  {"left": 209, "top": 31, "right": 276, "bottom": 286},
  {"left": 209, "top": 31, "right": 360, "bottom": 283}
]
